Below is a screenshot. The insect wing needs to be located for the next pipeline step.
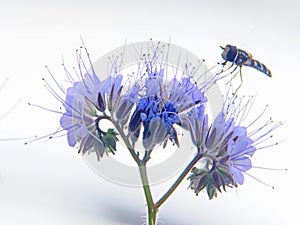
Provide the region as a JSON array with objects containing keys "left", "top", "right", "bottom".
[{"left": 235, "top": 49, "right": 251, "bottom": 66}]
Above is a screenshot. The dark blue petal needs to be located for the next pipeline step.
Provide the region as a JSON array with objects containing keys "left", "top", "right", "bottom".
[
  {"left": 129, "top": 108, "right": 142, "bottom": 132},
  {"left": 97, "top": 92, "right": 106, "bottom": 112}
]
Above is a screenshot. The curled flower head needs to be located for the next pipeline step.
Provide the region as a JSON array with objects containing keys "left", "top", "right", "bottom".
[
  {"left": 187, "top": 97, "right": 280, "bottom": 199},
  {"left": 55, "top": 46, "right": 139, "bottom": 160}
]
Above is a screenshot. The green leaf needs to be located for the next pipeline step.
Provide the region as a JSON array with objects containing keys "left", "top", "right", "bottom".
[{"left": 102, "top": 128, "right": 119, "bottom": 154}]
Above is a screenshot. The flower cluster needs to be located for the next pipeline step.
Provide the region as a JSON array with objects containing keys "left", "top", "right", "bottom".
[
  {"left": 58, "top": 44, "right": 208, "bottom": 161},
  {"left": 60, "top": 72, "right": 118, "bottom": 159},
  {"left": 185, "top": 108, "right": 255, "bottom": 199},
  {"left": 184, "top": 94, "right": 280, "bottom": 199},
  {"left": 59, "top": 49, "right": 139, "bottom": 160},
  {"left": 129, "top": 67, "right": 206, "bottom": 150},
  {"left": 54, "top": 42, "right": 279, "bottom": 202}
]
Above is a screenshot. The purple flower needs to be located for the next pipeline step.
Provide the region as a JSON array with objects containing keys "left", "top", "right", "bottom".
[
  {"left": 47, "top": 42, "right": 279, "bottom": 194},
  {"left": 187, "top": 98, "right": 278, "bottom": 199},
  {"left": 128, "top": 66, "right": 206, "bottom": 150},
  {"left": 228, "top": 126, "right": 254, "bottom": 184},
  {"left": 180, "top": 104, "right": 208, "bottom": 148},
  {"left": 58, "top": 48, "right": 138, "bottom": 160}
]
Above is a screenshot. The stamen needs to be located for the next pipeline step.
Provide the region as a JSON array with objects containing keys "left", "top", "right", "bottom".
[
  {"left": 28, "top": 102, "right": 64, "bottom": 115},
  {"left": 252, "top": 134, "right": 274, "bottom": 147},
  {"left": 79, "top": 47, "right": 94, "bottom": 78},
  {"left": 24, "top": 126, "right": 71, "bottom": 145},
  {"left": 250, "top": 121, "right": 282, "bottom": 143},
  {"left": 80, "top": 36, "right": 97, "bottom": 77},
  {"left": 72, "top": 66, "right": 81, "bottom": 81},
  {"left": 251, "top": 165, "right": 287, "bottom": 171},
  {"left": 41, "top": 77, "right": 83, "bottom": 117},
  {"left": 235, "top": 96, "right": 255, "bottom": 124},
  {"left": 0, "top": 135, "right": 36, "bottom": 142},
  {"left": 61, "top": 59, "right": 76, "bottom": 84},
  {"left": 45, "top": 66, "right": 67, "bottom": 95},
  {"left": 248, "top": 118, "right": 273, "bottom": 136},
  {"left": 76, "top": 47, "right": 87, "bottom": 82},
  {"left": 42, "top": 78, "right": 65, "bottom": 104},
  {"left": 244, "top": 171, "right": 275, "bottom": 189},
  {"left": 255, "top": 141, "right": 279, "bottom": 150},
  {"left": 246, "top": 104, "right": 269, "bottom": 128}
]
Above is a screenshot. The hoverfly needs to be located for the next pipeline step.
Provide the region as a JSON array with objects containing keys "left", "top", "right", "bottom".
[{"left": 220, "top": 44, "right": 272, "bottom": 92}]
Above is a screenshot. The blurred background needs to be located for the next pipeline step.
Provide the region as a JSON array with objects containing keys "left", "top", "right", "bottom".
[{"left": 0, "top": 0, "right": 298, "bottom": 224}]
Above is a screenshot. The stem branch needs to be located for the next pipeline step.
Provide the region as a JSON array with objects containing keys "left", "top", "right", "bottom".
[
  {"left": 155, "top": 153, "right": 202, "bottom": 209},
  {"left": 110, "top": 118, "right": 141, "bottom": 164}
]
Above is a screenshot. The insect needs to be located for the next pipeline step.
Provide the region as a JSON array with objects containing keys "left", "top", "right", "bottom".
[
  {"left": 220, "top": 44, "right": 272, "bottom": 93},
  {"left": 221, "top": 44, "right": 272, "bottom": 77}
]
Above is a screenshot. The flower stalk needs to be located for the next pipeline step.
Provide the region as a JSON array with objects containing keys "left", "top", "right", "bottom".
[
  {"left": 138, "top": 163, "right": 157, "bottom": 225},
  {"left": 112, "top": 116, "right": 158, "bottom": 224},
  {"left": 155, "top": 152, "right": 203, "bottom": 209}
]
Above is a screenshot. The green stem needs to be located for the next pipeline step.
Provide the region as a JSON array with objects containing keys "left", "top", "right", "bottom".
[
  {"left": 110, "top": 116, "right": 202, "bottom": 223},
  {"left": 111, "top": 118, "right": 156, "bottom": 224},
  {"left": 110, "top": 119, "right": 140, "bottom": 164},
  {"left": 155, "top": 153, "right": 202, "bottom": 209},
  {"left": 138, "top": 162, "right": 157, "bottom": 225},
  {"left": 142, "top": 148, "right": 153, "bottom": 163}
]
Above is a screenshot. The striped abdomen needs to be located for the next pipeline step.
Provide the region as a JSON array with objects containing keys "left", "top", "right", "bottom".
[{"left": 244, "top": 59, "right": 272, "bottom": 77}]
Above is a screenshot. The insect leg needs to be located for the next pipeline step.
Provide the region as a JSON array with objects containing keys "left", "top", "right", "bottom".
[
  {"left": 233, "top": 67, "right": 243, "bottom": 97},
  {"left": 225, "top": 64, "right": 239, "bottom": 85}
]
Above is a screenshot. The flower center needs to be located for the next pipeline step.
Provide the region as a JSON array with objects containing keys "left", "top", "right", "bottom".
[
  {"left": 197, "top": 156, "right": 214, "bottom": 172},
  {"left": 139, "top": 97, "right": 180, "bottom": 130}
]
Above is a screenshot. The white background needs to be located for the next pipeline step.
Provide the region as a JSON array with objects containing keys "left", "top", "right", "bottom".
[{"left": 0, "top": 0, "right": 298, "bottom": 224}]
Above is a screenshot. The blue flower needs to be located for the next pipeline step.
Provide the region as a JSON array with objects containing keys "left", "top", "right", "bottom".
[
  {"left": 129, "top": 67, "right": 206, "bottom": 150},
  {"left": 59, "top": 48, "right": 138, "bottom": 160},
  {"left": 180, "top": 104, "right": 208, "bottom": 148},
  {"left": 187, "top": 98, "right": 277, "bottom": 199},
  {"left": 50, "top": 42, "right": 216, "bottom": 160},
  {"left": 59, "top": 73, "right": 106, "bottom": 160},
  {"left": 228, "top": 126, "right": 254, "bottom": 185}
]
